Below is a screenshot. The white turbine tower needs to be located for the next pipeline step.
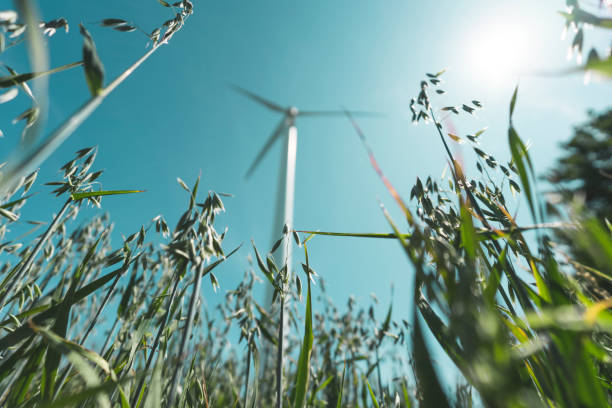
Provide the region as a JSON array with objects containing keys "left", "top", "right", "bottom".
[{"left": 232, "top": 85, "right": 376, "bottom": 406}]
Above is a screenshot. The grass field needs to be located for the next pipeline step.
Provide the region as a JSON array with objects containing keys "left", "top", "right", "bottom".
[{"left": 1, "top": 1, "right": 612, "bottom": 407}]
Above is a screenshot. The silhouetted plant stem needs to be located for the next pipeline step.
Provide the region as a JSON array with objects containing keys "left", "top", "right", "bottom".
[
  {"left": 100, "top": 317, "right": 119, "bottom": 355},
  {"left": 243, "top": 335, "right": 252, "bottom": 408},
  {"left": 53, "top": 261, "right": 129, "bottom": 399},
  {"left": 375, "top": 346, "right": 383, "bottom": 396},
  {"left": 132, "top": 272, "right": 182, "bottom": 408},
  {"left": 276, "top": 294, "right": 285, "bottom": 408},
  {"left": 0, "top": 198, "right": 71, "bottom": 312},
  {"left": 167, "top": 261, "right": 205, "bottom": 408}
]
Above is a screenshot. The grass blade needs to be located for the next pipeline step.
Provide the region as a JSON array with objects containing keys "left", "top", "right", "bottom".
[
  {"left": 42, "top": 234, "right": 102, "bottom": 401},
  {"left": 365, "top": 377, "right": 380, "bottom": 408},
  {"left": 292, "top": 258, "right": 313, "bottom": 408},
  {"left": 509, "top": 84, "right": 518, "bottom": 119},
  {"left": 0, "top": 198, "right": 71, "bottom": 311},
  {"left": 335, "top": 364, "right": 345, "bottom": 408},
  {"left": 412, "top": 311, "right": 451, "bottom": 408},
  {"left": 307, "top": 375, "right": 333, "bottom": 406},
  {"left": 167, "top": 260, "right": 206, "bottom": 408},
  {"left": 31, "top": 321, "right": 113, "bottom": 408},
  {"left": 0, "top": 262, "right": 129, "bottom": 350},
  {"left": 0, "top": 61, "right": 82, "bottom": 88},
  {"left": 508, "top": 125, "right": 537, "bottom": 221},
  {"left": 70, "top": 189, "right": 145, "bottom": 201}
]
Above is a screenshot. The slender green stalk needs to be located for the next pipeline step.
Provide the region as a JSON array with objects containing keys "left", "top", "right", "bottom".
[
  {"left": 0, "top": 346, "right": 30, "bottom": 406},
  {"left": 100, "top": 317, "right": 119, "bottom": 356},
  {"left": 375, "top": 346, "right": 383, "bottom": 397},
  {"left": 132, "top": 273, "right": 181, "bottom": 408},
  {"left": 0, "top": 61, "right": 83, "bottom": 88},
  {"left": 52, "top": 262, "right": 126, "bottom": 400},
  {"left": 0, "top": 20, "right": 189, "bottom": 193},
  {"left": 336, "top": 364, "right": 346, "bottom": 408},
  {"left": 78, "top": 268, "right": 121, "bottom": 343},
  {"left": 166, "top": 261, "right": 205, "bottom": 408},
  {"left": 297, "top": 223, "right": 565, "bottom": 240},
  {"left": 243, "top": 335, "right": 252, "bottom": 408},
  {"left": 0, "top": 198, "right": 71, "bottom": 312},
  {"left": 275, "top": 294, "right": 285, "bottom": 408}
]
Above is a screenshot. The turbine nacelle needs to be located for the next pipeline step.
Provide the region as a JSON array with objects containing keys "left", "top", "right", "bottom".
[
  {"left": 230, "top": 84, "right": 379, "bottom": 179},
  {"left": 288, "top": 106, "right": 299, "bottom": 117}
]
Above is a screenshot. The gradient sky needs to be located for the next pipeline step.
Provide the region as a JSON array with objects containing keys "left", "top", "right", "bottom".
[{"left": 1, "top": 0, "right": 611, "bottom": 391}]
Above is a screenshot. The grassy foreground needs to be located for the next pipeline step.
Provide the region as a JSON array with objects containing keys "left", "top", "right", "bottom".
[{"left": 1, "top": 1, "right": 612, "bottom": 407}]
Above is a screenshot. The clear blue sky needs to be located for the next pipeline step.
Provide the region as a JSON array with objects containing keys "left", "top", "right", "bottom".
[{"left": 1, "top": 0, "right": 611, "bottom": 390}]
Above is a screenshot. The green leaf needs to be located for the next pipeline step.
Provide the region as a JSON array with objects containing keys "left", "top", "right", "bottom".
[
  {"left": 365, "top": 377, "right": 380, "bottom": 408},
  {"left": 509, "top": 84, "right": 518, "bottom": 119},
  {"left": 0, "top": 193, "right": 36, "bottom": 210},
  {"left": 584, "top": 53, "right": 612, "bottom": 78},
  {"left": 8, "top": 343, "right": 46, "bottom": 405},
  {"left": 0, "top": 263, "right": 129, "bottom": 350},
  {"left": 292, "top": 268, "right": 313, "bottom": 408},
  {"left": 402, "top": 381, "right": 412, "bottom": 407},
  {"left": 417, "top": 293, "right": 468, "bottom": 372},
  {"left": 79, "top": 24, "right": 105, "bottom": 96},
  {"left": 200, "top": 244, "right": 242, "bottom": 279},
  {"left": 508, "top": 125, "right": 536, "bottom": 221},
  {"left": 42, "top": 235, "right": 102, "bottom": 400},
  {"left": 33, "top": 322, "right": 118, "bottom": 408},
  {"left": 413, "top": 311, "right": 451, "bottom": 407},
  {"left": 34, "top": 322, "right": 112, "bottom": 376},
  {"left": 117, "top": 272, "right": 138, "bottom": 319},
  {"left": 307, "top": 375, "right": 334, "bottom": 406},
  {"left": 252, "top": 241, "right": 276, "bottom": 287},
  {"left": 296, "top": 230, "right": 411, "bottom": 240},
  {"left": 295, "top": 227, "right": 550, "bottom": 243},
  {"left": 145, "top": 355, "right": 163, "bottom": 408},
  {"left": 70, "top": 189, "right": 145, "bottom": 201},
  {"left": 336, "top": 364, "right": 346, "bottom": 408},
  {"left": 0, "top": 304, "right": 50, "bottom": 327},
  {"left": 39, "top": 381, "right": 117, "bottom": 408},
  {"left": 189, "top": 174, "right": 200, "bottom": 210},
  {"left": 460, "top": 202, "right": 477, "bottom": 260},
  {"left": 485, "top": 245, "right": 507, "bottom": 303},
  {"left": 0, "top": 335, "right": 35, "bottom": 385},
  {"left": 529, "top": 258, "right": 552, "bottom": 304},
  {"left": 474, "top": 127, "right": 487, "bottom": 138},
  {"left": 0, "top": 61, "right": 82, "bottom": 88}
]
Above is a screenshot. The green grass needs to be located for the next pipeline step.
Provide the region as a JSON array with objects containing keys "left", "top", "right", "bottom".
[{"left": 1, "top": 1, "right": 612, "bottom": 407}]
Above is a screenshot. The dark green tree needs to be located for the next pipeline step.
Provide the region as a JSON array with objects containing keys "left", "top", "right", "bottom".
[
  {"left": 548, "top": 109, "right": 612, "bottom": 220},
  {"left": 547, "top": 109, "right": 612, "bottom": 299}
]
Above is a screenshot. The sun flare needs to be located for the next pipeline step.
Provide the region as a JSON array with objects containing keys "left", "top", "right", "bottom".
[{"left": 465, "top": 19, "right": 533, "bottom": 85}]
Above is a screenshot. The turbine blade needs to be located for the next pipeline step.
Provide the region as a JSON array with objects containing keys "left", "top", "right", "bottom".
[
  {"left": 229, "top": 84, "right": 285, "bottom": 112},
  {"left": 245, "top": 116, "right": 288, "bottom": 179},
  {"left": 299, "top": 110, "right": 384, "bottom": 117}
]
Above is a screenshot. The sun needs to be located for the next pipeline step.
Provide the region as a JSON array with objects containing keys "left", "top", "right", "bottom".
[{"left": 465, "top": 18, "right": 533, "bottom": 86}]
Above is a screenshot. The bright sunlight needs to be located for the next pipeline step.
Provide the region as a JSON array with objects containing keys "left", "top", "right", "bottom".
[{"left": 465, "top": 17, "right": 534, "bottom": 85}]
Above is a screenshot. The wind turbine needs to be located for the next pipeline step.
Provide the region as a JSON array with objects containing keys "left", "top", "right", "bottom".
[
  {"left": 233, "top": 83, "right": 378, "bottom": 252},
  {"left": 232, "top": 84, "right": 377, "bottom": 404}
]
